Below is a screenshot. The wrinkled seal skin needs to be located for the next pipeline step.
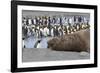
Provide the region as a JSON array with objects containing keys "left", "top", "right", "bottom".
[{"left": 47, "top": 29, "right": 90, "bottom": 52}]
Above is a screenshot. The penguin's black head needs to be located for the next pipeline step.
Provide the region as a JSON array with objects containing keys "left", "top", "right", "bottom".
[
  {"left": 22, "top": 38, "right": 25, "bottom": 40},
  {"left": 38, "top": 40, "right": 41, "bottom": 43}
]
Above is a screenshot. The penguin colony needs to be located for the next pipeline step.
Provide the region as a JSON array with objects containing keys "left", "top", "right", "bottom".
[
  {"left": 22, "top": 16, "right": 89, "bottom": 38},
  {"left": 22, "top": 15, "right": 90, "bottom": 50}
]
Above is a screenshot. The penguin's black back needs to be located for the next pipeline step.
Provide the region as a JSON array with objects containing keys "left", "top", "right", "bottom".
[{"left": 34, "top": 40, "right": 41, "bottom": 48}]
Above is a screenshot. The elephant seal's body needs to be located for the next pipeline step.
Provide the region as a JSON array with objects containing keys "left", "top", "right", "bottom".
[{"left": 47, "top": 29, "right": 90, "bottom": 52}]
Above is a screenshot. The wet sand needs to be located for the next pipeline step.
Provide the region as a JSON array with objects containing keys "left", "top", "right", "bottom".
[{"left": 22, "top": 48, "right": 90, "bottom": 62}]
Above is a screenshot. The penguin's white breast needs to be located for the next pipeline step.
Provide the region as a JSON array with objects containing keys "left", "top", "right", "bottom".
[{"left": 37, "top": 43, "right": 41, "bottom": 48}]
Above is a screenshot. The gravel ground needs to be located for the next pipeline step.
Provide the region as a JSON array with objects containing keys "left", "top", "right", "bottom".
[{"left": 22, "top": 48, "right": 90, "bottom": 62}]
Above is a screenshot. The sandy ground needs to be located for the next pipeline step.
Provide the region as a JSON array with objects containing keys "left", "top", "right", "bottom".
[
  {"left": 22, "top": 48, "right": 90, "bottom": 62},
  {"left": 24, "top": 36, "right": 53, "bottom": 48}
]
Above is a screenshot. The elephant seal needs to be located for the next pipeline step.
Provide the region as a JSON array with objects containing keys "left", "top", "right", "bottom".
[{"left": 47, "top": 29, "right": 90, "bottom": 52}]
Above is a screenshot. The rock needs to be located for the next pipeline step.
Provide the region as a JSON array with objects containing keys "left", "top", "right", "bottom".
[{"left": 79, "top": 51, "right": 89, "bottom": 57}]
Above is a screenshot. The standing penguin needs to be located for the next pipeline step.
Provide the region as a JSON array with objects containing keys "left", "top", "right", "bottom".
[
  {"left": 43, "top": 27, "right": 48, "bottom": 37},
  {"left": 22, "top": 38, "right": 26, "bottom": 48},
  {"left": 34, "top": 40, "right": 41, "bottom": 48},
  {"left": 51, "top": 27, "right": 54, "bottom": 37}
]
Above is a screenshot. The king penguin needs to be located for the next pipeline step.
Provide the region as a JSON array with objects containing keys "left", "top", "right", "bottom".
[
  {"left": 22, "top": 38, "right": 26, "bottom": 48},
  {"left": 34, "top": 40, "right": 41, "bottom": 48}
]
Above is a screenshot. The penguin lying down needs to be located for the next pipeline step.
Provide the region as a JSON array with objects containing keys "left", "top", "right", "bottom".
[{"left": 47, "top": 29, "right": 90, "bottom": 53}]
